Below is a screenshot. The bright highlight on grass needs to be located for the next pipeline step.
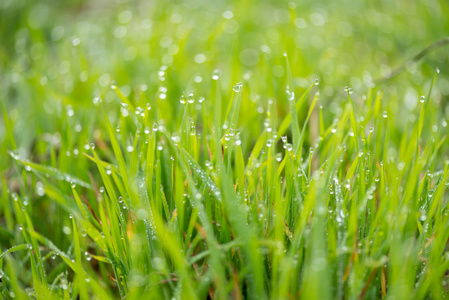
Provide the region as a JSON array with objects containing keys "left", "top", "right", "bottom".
[{"left": 1, "top": 1, "right": 449, "bottom": 299}]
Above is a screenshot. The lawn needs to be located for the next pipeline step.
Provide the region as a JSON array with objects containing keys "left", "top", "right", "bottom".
[{"left": 1, "top": 0, "right": 449, "bottom": 299}]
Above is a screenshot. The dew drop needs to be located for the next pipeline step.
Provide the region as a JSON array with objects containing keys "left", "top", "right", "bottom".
[
  {"left": 212, "top": 69, "right": 220, "bottom": 80},
  {"left": 93, "top": 97, "right": 102, "bottom": 106},
  {"left": 72, "top": 37, "right": 80, "bottom": 46},
  {"left": 36, "top": 182, "right": 45, "bottom": 196},
  {"left": 67, "top": 106, "right": 74, "bottom": 117},
  {"left": 233, "top": 83, "right": 242, "bottom": 93},
  {"left": 263, "top": 118, "right": 270, "bottom": 128},
  {"left": 63, "top": 226, "right": 71, "bottom": 235},
  {"left": 120, "top": 106, "right": 129, "bottom": 117},
  {"left": 276, "top": 153, "right": 283, "bottom": 162},
  {"left": 84, "top": 251, "right": 92, "bottom": 261},
  {"left": 187, "top": 91, "right": 195, "bottom": 104},
  {"left": 179, "top": 94, "right": 186, "bottom": 104}
]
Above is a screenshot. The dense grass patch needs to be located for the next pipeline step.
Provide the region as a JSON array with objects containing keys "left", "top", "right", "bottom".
[{"left": 1, "top": 0, "right": 449, "bottom": 299}]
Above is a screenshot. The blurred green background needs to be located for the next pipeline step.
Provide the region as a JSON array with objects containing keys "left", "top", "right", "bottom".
[{"left": 1, "top": 0, "right": 448, "bottom": 160}]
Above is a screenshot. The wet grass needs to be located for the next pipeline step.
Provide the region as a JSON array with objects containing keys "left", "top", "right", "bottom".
[{"left": 1, "top": 0, "right": 449, "bottom": 299}]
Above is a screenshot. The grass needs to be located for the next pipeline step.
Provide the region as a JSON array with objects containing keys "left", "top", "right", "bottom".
[{"left": 1, "top": 0, "right": 449, "bottom": 299}]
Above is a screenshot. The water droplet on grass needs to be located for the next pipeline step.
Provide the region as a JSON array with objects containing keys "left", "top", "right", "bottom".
[
  {"left": 63, "top": 226, "right": 71, "bottom": 235},
  {"left": 287, "top": 90, "right": 295, "bottom": 101},
  {"left": 67, "top": 106, "right": 74, "bottom": 117},
  {"left": 233, "top": 83, "right": 242, "bottom": 93},
  {"left": 212, "top": 69, "right": 220, "bottom": 80},
  {"left": 276, "top": 153, "right": 283, "bottom": 162},
  {"left": 36, "top": 182, "right": 45, "bottom": 196},
  {"left": 84, "top": 251, "right": 92, "bottom": 261},
  {"left": 93, "top": 97, "right": 102, "bottom": 106},
  {"left": 187, "top": 91, "right": 195, "bottom": 103},
  {"left": 72, "top": 37, "right": 80, "bottom": 46},
  {"left": 120, "top": 106, "right": 129, "bottom": 117}
]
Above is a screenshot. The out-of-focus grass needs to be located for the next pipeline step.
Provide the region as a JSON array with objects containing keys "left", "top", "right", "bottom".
[{"left": 1, "top": 0, "right": 449, "bottom": 299}]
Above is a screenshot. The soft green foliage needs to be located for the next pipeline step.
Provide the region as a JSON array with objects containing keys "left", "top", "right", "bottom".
[{"left": 1, "top": 0, "right": 449, "bottom": 299}]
